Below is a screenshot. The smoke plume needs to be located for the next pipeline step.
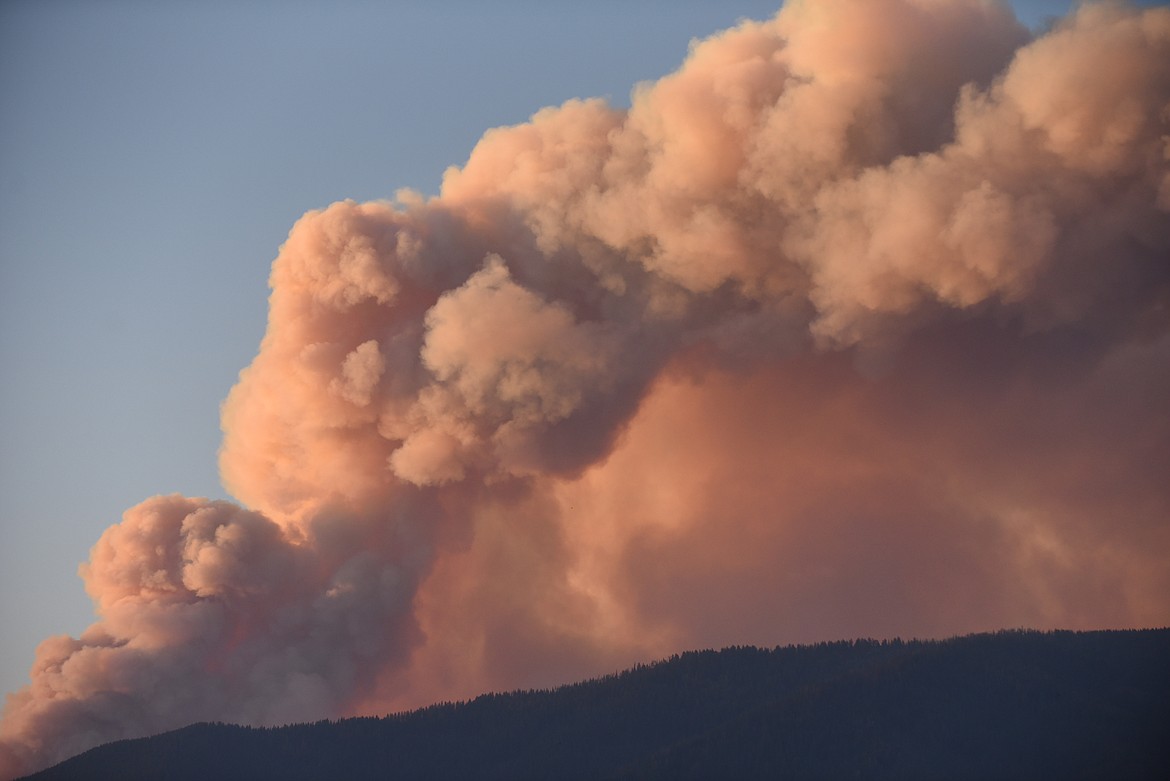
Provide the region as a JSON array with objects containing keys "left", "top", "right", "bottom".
[{"left": 4, "top": 0, "right": 1169, "bottom": 776}]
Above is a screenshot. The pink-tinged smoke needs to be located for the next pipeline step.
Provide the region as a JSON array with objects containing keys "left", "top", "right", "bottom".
[{"left": 4, "top": 0, "right": 1170, "bottom": 776}]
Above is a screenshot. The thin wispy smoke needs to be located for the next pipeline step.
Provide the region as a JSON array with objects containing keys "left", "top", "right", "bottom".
[{"left": 4, "top": 1, "right": 1169, "bottom": 776}]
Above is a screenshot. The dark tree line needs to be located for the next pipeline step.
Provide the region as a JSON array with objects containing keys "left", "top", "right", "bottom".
[{"left": 23, "top": 629, "right": 1170, "bottom": 780}]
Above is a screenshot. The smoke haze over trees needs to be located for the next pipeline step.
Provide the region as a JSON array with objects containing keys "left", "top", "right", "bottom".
[{"left": 20, "top": 630, "right": 1170, "bottom": 780}]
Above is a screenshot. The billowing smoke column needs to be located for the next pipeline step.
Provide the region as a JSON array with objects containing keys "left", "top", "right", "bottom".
[{"left": 4, "top": 0, "right": 1170, "bottom": 776}]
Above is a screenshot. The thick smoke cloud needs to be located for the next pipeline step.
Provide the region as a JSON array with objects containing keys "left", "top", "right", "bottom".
[{"left": 4, "top": 0, "right": 1169, "bottom": 776}]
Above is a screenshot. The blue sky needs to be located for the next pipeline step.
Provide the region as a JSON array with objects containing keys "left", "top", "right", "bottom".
[{"left": 0, "top": 0, "right": 1163, "bottom": 702}]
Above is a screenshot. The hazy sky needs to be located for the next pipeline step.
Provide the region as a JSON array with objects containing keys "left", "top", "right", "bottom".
[{"left": 0, "top": 0, "right": 1166, "bottom": 750}]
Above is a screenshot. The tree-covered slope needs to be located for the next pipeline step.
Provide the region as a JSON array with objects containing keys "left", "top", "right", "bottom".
[{"left": 23, "top": 629, "right": 1170, "bottom": 780}]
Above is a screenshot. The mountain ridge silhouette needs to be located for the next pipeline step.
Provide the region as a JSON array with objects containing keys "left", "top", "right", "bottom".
[{"left": 21, "top": 629, "right": 1170, "bottom": 780}]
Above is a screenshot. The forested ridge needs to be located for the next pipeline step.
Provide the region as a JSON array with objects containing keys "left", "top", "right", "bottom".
[{"left": 23, "top": 629, "right": 1170, "bottom": 780}]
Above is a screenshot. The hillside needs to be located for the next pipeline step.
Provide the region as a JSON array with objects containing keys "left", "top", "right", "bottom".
[{"left": 22, "top": 629, "right": 1170, "bottom": 780}]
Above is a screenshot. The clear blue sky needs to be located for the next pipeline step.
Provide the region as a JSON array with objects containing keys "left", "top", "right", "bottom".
[{"left": 0, "top": 0, "right": 1163, "bottom": 702}]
